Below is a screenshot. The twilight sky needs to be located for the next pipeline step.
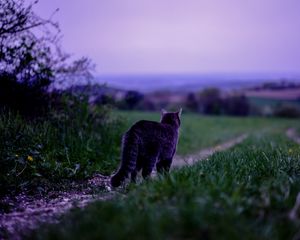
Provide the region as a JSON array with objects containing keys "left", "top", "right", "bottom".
[{"left": 34, "top": 0, "right": 300, "bottom": 75}]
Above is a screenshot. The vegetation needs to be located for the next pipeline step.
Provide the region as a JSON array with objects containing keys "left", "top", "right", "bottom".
[
  {"left": 248, "top": 97, "right": 300, "bottom": 117},
  {"left": 0, "top": 97, "right": 125, "bottom": 195},
  {"left": 0, "top": 0, "right": 96, "bottom": 194},
  {"left": 118, "top": 111, "right": 299, "bottom": 155},
  {"left": 1, "top": 1, "right": 299, "bottom": 238},
  {"left": 0, "top": 0, "right": 94, "bottom": 118},
  {"left": 25, "top": 131, "right": 300, "bottom": 239},
  {"left": 2, "top": 106, "right": 299, "bottom": 193},
  {"left": 90, "top": 84, "right": 300, "bottom": 118}
]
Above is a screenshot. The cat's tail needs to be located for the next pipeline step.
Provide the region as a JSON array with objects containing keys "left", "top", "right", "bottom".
[{"left": 110, "top": 131, "right": 139, "bottom": 187}]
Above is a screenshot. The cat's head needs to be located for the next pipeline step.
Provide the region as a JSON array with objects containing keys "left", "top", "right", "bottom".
[{"left": 160, "top": 108, "right": 182, "bottom": 127}]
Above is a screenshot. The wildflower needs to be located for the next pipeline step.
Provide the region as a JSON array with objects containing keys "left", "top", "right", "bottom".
[
  {"left": 288, "top": 149, "right": 293, "bottom": 154},
  {"left": 15, "top": 154, "right": 19, "bottom": 157},
  {"left": 27, "top": 155, "right": 33, "bottom": 162}
]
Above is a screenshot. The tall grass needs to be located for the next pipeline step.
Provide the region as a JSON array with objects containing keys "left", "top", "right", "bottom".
[
  {"left": 26, "top": 133, "right": 300, "bottom": 239},
  {"left": 0, "top": 97, "right": 125, "bottom": 194}
]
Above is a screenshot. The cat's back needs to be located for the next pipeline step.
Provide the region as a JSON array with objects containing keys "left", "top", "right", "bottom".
[
  {"left": 130, "top": 120, "right": 174, "bottom": 133},
  {"left": 131, "top": 120, "right": 161, "bottom": 130},
  {"left": 126, "top": 120, "right": 178, "bottom": 143}
]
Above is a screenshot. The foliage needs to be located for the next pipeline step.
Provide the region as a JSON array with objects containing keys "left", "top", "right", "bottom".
[
  {"left": 0, "top": 0, "right": 57, "bottom": 80},
  {"left": 273, "top": 104, "right": 300, "bottom": 118},
  {"left": 123, "top": 90, "right": 144, "bottom": 110},
  {"left": 198, "top": 88, "right": 223, "bottom": 115},
  {"left": 0, "top": 0, "right": 94, "bottom": 117},
  {"left": 185, "top": 92, "right": 198, "bottom": 112},
  {"left": 0, "top": 72, "right": 53, "bottom": 117},
  {"left": 0, "top": 96, "right": 125, "bottom": 195},
  {"left": 196, "top": 88, "right": 251, "bottom": 116},
  {"left": 25, "top": 133, "right": 300, "bottom": 239},
  {"left": 223, "top": 94, "right": 250, "bottom": 116}
]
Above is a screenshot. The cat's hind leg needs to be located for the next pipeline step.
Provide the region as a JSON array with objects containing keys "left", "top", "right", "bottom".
[
  {"left": 142, "top": 156, "right": 157, "bottom": 179},
  {"left": 131, "top": 156, "right": 143, "bottom": 183},
  {"left": 156, "top": 158, "right": 173, "bottom": 174}
]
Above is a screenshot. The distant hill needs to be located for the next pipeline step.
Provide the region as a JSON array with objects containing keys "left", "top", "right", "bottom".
[{"left": 95, "top": 73, "right": 300, "bottom": 93}]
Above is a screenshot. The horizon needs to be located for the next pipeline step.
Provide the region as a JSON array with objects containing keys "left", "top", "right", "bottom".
[
  {"left": 95, "top": 71, "right": 300, "bottom": 78},
  {"left": 94, "top": 73, "right": 300, "bottom": 93}
]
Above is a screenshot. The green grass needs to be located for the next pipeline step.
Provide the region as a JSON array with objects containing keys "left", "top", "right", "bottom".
[
  {"left": 0, "top": 103, "right": 125, "bottom": 194},
  {"left": 25, "top": 131, "right": 300, "bottom": 239},
  {"left": 1, "top": 107, "right": 299, "bottom": 196},
  {"left": 118, "top": 111, "right": 299, "bottom": 155}
]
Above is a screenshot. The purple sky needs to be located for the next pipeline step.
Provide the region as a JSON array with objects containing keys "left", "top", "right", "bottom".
[{"left": 34, "top": 0, "right": 300, "bottom": 75}]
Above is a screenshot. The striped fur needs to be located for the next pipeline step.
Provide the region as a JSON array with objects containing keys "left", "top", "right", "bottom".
[{"left": 111, "top": 109, "right": 181, "bottom": 187}]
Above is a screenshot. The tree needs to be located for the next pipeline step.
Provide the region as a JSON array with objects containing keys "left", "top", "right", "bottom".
[
  {"left": 223, "top": 95, "right": 249, "bottom": 116},
  {"left": 185, "top": 92, "right": 198, "bottom": 112},
  {"left": 124, "top": 91, "right": 144, "bottom": 110},
  {"left": 0, "top": 0, "right": 94, "bottom": 116},
  {"left": 0, "top": 0, "right": 57, "bottom": 78},
  {"left": 198, "top": 88, "right": 222, "bottom": 115}
]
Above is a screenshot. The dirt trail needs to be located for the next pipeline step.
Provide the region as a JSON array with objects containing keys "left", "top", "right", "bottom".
[
  {"left": 0, "top": 175, "right": 113, "bottom": 239},
  {"left": 286, "top": 128, "right": 300, "bottom": 144},
  {"left": 172, "top": 134, "right": 248, "bottom": 167},
  {"left": 0, "top": 134, "right": 248, "bottom": 239}
]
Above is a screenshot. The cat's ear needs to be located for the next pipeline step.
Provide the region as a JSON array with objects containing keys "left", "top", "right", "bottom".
[
  {"left": 177, "top": 108, "right": 182, "bottom": 118},
  {"left": 161, "top": 109, "right": 167, "bottom": 115}
]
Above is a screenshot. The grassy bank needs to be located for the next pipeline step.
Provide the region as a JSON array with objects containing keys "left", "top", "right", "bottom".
[
  {"left": 25, "top": 131, "right": 300, "bottom": 239},
  {"left": 0, "top": 103, "right": 125, "bottom": 194}
]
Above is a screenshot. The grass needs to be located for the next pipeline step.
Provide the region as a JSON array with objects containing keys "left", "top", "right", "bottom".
[
  {"left": 0, "top": 102, "right": 125, "bottom": 194},
  {"left": 25, "top": 130, "right": 300, "bottom": 239},
  {"left": 2, "top": 106, "right": 298, "bottom": 195},
  {"left": 118, "top": 111, "right": 299, "bottom": 155}
]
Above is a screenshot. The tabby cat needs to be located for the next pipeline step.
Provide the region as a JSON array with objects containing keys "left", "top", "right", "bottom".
[{"left": 110, "top": 109, "right": 182, "bottom": 187}]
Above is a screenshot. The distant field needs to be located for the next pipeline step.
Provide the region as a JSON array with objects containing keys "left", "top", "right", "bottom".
[
  {"left": 117, "top": 111, "right": 299, "bottom": 155},
  {"left": 245, "top": 88, "right": 300, "bottom": 100},
  {"left": 248, "top": 96, "right": 300, "bottom": 108}
]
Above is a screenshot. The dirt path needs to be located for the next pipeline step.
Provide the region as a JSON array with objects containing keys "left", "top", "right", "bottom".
[
  {"left": 0, "top": 175, "right": 114, "bottom": 239},
  {"left": 0, "top": 134, "right": 248, "bottom": 239},
  {"left": 172, "top": 134, "right": 248, "bottom": 167},
  {"left": 286, "top": 128, "right": 300, "bottom": 144}
]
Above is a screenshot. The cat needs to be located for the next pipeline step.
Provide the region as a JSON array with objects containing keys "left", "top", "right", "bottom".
[{"left": 110, "top": 108, "right": 182, "bottom": 187}]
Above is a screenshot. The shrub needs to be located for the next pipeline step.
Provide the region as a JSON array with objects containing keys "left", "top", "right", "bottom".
[
  {"left": 273, "top": 104, "right": 300, "bottom": 118},
  {"left": 223, "top": 95, "right": 250, "bottom": 116},
  {"left": 0, "top": 95, "right": 125, "bottom": 195},
  {"left": 124, "top": 91, "right": 144, "bottom": 110},
  {"left": 198, "top": 88, "right": 223, "bottom": 115},
  {"left": 0, "top": 72, "right": 52, "bottom": 118}
]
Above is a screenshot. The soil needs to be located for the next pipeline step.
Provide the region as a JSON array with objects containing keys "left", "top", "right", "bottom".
[
  {"left": 0, "top": 134, "right": 248, "bottom": 240},
  {"left": 172, "top": 134, "right": 248, "bottom": 167},
  {"left": 0, "top": 175, "right": 114, "bottom": 239}
]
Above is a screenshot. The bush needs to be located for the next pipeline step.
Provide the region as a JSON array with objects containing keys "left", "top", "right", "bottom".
[
  {"left": 0, "top": 73, "right": 52, "bottom": 117},
  {"left": 123, "top": 91, "right": 144, "bottom": 110},
  {"left": 0, "top": 95, "right": 125, "bottom": 195},
  {"left": 0, "top": 0, "right": 94, "bottom": 118},
  {"left": 273, "top": 104, "right": 300, "bottom": 118},
  {"left": 223, "top": 95, "right": 250, "bottom": 116},
  {"left": 198, "top": 88, "right": 222, "bottom": 115}
]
